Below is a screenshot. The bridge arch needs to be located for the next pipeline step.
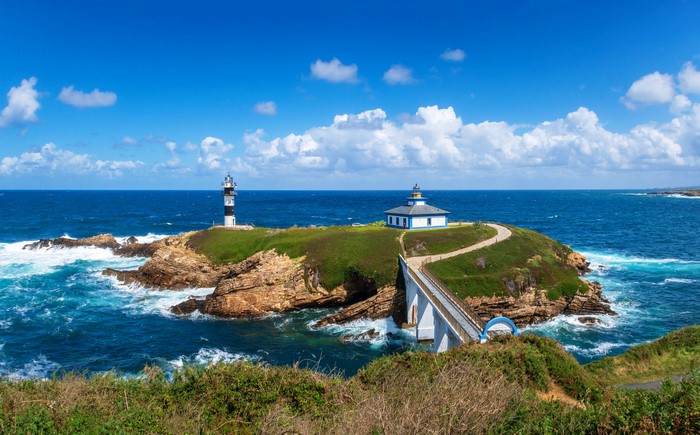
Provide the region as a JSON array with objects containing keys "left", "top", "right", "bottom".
[{"left": 479, "top": 316, "right": 519, "bottom": 342}]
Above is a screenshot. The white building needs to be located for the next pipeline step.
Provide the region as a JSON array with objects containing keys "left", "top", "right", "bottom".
[
  {"left": 222, "top": 174, "right": 237, "bottom": 227},
  {"left": 384, "top": 184, "right": 450, "bottom": 230}
]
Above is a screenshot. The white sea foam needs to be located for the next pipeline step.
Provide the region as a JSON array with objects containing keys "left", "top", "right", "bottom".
[
  {"left": 564, "top": 341, "right": 633, "bottom": 358},
  {"left": 2, "top": 355, "right": 60, "bottom": 380},
  {"left": 0, "top": 240, "right": 146, "bottom": 278},
  {"left": 169, "top": 347, "right": 260, "bottom": 369},
  {"left": 106, "top": 276, "right": 215, "bottom": 318},
  {"left": 661, "top": 278, "right": 697, "bottom": 285},
  {"left": 313, "top": 316, "right": 414, "bottom": 347},
  {"left": 114, "top": 233, "right": 170, "bottom": 245}
]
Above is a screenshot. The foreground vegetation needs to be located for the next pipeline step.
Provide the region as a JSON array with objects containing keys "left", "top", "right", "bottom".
[
  {"left": 1, "top": 327, "right": 698, "bottom": 433},
  {"left": 427, "top": 226, "right": 588, "bottom": 300},
  {"left": 585, "top": 325, "right": 700, "bottom": 385}
]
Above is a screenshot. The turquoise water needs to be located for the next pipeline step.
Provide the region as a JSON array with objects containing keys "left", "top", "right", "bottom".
[{"left": 0, "top": 190, "right": 698, "bottom": 378}]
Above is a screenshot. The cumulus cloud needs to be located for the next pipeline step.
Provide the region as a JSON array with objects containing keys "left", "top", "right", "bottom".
[
  {"left": 236, "top": 105, "right": 699, "bottom": 179},
  {"left": 678, "top": 62, "right": 700, "bottom": 95},
  {"left": 0, "top": 77, "right": 41, "bottom": 127},
  {"left": 383, "top": 65, "right": 418, "bottom": 85},
  {"left": 0, "top": 143, "right": 142, "bottom": 177},
  {"left": 58, "top": 86, "right": 117, "bottom": 108},
  {"left": 670, "top": 94, "right": 692, "bottom": 114},
  {"left": 254, "top": 101, "right": 277, "bottom": 115},
  {"left": 440, "top": 48, "right": 466, "bottom": 62},
  {"left": 152, "top": 141, "right": 189, "bottom": 173},
  {"left": 622, "top": 72, "right": 675, "bottom": 109},
  {"left": 310, "top": 58, "right": 359, "bottom": 84},
  {"left": 197, "top": 136, "right": 233, "bottom": 171}
]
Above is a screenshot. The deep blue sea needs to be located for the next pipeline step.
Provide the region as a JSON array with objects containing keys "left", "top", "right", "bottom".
[{"left": 1, "top": 190, "right": 699, "bottom": 379}]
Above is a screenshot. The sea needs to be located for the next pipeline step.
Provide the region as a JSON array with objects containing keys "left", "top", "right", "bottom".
[{"left": 0, "top": 190, "right": 698, "bottom": 379}]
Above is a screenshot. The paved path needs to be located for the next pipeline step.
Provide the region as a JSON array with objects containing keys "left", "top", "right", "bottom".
[
  {"left": 401, "top": 223, "right": 513, "bottom": 342},
  {"left": 405, "top": 223, "right": 512, "bottom": 269}
]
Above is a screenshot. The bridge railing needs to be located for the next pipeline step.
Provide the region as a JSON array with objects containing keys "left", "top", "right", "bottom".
[
  {"left": 419, "top": 262, "right": 487, "bottom": 331},
  {"left": 405, "top": 266, "right": 472, "bottom": 342}
]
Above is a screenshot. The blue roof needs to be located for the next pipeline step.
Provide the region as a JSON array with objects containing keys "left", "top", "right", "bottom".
[{"left": 384, "top": 204, "right": 450, "bottom": 216}]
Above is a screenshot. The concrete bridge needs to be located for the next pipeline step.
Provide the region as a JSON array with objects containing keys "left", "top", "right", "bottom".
[{"left": 401, "top": 223, "right": 519, "bottom": 352}]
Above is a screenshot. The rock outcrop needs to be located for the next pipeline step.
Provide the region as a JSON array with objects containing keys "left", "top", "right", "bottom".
[
  {"left": 24, "top": 234, "right": 121, "bottom": 250},
  {"left": 466, "top": 279, "right": 615, "bottom": 325},
  {"left": 314, "top": 285, "right": 406, "bottom": 327},
  {"left": 103, "top": 233, "right": 228, "bottom": 289},
  {"left": 567, "top": 251, "right": 591, "bottom": 275}
]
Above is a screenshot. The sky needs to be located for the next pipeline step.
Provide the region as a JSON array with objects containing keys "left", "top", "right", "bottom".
[{"left": 1, "top": 0, "right": 699, "bottom": 190}]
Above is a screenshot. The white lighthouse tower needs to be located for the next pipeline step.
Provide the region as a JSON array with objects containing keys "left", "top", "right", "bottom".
[{"left": 222, "top": 173, "right": 237, "bottom": 227}]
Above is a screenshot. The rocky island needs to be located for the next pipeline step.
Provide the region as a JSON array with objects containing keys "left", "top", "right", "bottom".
[
  {"left": 647, "top": 189, "right": 700, "bottom": 197},
  {"left": 27, "top": 223, "right": 614, "bottom": 329}
]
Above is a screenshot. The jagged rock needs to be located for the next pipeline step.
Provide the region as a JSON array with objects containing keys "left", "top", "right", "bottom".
[
  {"left": 104, "top": 233, "right": 227, "bottom": 289},
  {"left": 171, "top": 297, "right": 206, "bottom": 315},
  {"left": 24, "top": 234, "right": 120, "bottom": 250},
  {"left": 466, "top": 280, "right": 615, "bottom": 326},
  {"left": 313, "top": 285, "right": 405, "bottom": 327},
  {"left": 567, "top": 251, "right": 591, "bottom": 276},
  {"left": 578, "top": 316, "right": 599, "bottom": 325},
  {"left": 113, "top": 241, "right": 160, "bottom": 258},
  {"left": 340, "top": 328, "right": 380, "bottom": 342},
  {"left": 198, "top": 251, "right": 357, "bottom": 318}
]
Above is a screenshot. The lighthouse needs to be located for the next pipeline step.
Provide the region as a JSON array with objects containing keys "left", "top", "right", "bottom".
[
  {"left": 222, "top": 174, "right": 237, "bottom": 227},
  {"left": 384, "top": 183, "right": 450, "bottom": 230}
]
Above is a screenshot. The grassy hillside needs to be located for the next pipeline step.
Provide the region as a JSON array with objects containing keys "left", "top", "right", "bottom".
[
  {"left": 426, "top": 226, "right": 588, "bottom": 300},
  {"left": 187, "top": 225, "right": 403, "bottom": 290},
  {"left": 402, "top": 223, "right": 496, "bottom": 257},
  {"left": 1, "top": 331, "right": 697, "bottom": 434},
  {"left": 585, "top": 325, "right": 700, "bottom": 385}
]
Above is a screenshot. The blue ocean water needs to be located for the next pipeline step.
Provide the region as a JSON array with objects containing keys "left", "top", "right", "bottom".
[{"left": 0, "top": 190, "right": 699, "bottom": 379}]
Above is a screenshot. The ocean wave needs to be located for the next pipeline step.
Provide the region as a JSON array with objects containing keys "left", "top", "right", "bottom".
[
  {"left": 524, "top": 313, "right": 620, "bottom": 333},
  {"left": 563, "top": 341, "right": 633, "bottom": 358},
  {"left": 0, "top": 241, "right": 146, "bottom": 278},
  {"left": 313, "top": 317, "right": 414, "bottom": 347},
  {"left": 580, "top": 251, "right": 700, "bottom": 273},
  {"left": 1, "top": 354, "right": 60, "bottom": 380},
  {"left": 169, "top": 347, "right": 260, "bottom": 370},
  {"left": 105, "top": 276, "right": 215, "bottom": 318}
]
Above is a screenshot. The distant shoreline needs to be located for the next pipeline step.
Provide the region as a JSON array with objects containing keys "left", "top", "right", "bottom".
[{"left": 647, "top": 190, "right": 700, "bottom": 197}]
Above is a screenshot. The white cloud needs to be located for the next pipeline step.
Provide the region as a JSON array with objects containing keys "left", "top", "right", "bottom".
[
  {"left": 58, "top": 86, "right": 117, "bottom": 108},
  {"left": 383, "top": 65, "right": 418, "bottom": 85},
  {"left": 670, "top": 94, "right": 692, "bottom": 114},
  {"left": 440, "top": 48, "right": 466, "bottom": 62},
  {"left": 0, "top": 77, "right": 40, "bottom": 127},
  {"left": 254, "top": 101, "right": 277, "bottom": 115},
  {"left": 152, "top": 141, "right": 188, "bottom": 173},
  {"left": 197, "top": 136, "right": 233, "bottom": 171},
  {"left": 310, "top": 58, "right": 359, "bottom": 84},
  {"left": 678, "top": 62, "right": 700, "bottom": 94},
  {"left": 622, "top": 72, "right": 675, "bottom": 109},
  {"left": 235, "top": 105, "right": 699, "bottom": 180},
  {"left": 0, "top": 143, "right": 142, "bottom": 177}
]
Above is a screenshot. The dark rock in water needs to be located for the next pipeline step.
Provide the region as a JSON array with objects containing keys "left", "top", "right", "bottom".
[
  {"left": 171, "top": 297, "right": 206, "bottom": 315},
  {"left": 578, "top": 316, "right": 599, "bottom": 325},
  {"left": 313, "top": 284, "right": 406, "bottom": 327},
  {"left": 114, "top": 242, "right": 159, "bottom": 258},
  {"left": 340, "top": 328, "right": 380, "bottom": 342},
  {"left": 125, "top": 236, "right": 139, "bottom": 245},
  {"left": 23, "top": 234, "right": 120, "bottom": 250}
]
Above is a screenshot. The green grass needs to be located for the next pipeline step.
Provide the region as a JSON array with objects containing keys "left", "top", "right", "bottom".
[
  {"left": 187, "top": 226, "right": 403, "bottom": 290},
  {"left": 402, "top": 223, "right": 497, "bottom": 257},
  {"left": 425, "top": 226, "right": 587, "bottom": 300},
  {"left": 3, "top": 330, "right": 698, "bottom": 433},
  {"left": 585, "top": 325, "right": 700, "bottom": 386}
]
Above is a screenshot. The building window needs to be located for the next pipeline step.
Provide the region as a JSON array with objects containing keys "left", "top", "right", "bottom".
[
  {"left": 403, "top": 218, "right": 407, "bottom": 228},
  {"left": 427, "top": 218, "right": 432, "bottom": 226},
  {"left": 389, "top": 216, "right": 393, "bottom": 225}
]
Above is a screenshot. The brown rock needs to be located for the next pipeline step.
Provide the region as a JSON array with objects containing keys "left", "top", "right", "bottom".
[
  {"left": 567, "top": 251, "right": 591, "bottom": 276},
  {"left": 313, "top": 285, "right": 405, "bottom": 327},
  {"left": 466, "top": 280, "right": 615, "bottom": 326},
  {"left": 199, "top": 251, "right": 353, "bottom": 318},
  {"left": 578, "top": 316, "right": 599, "bottom": 325},
  {"left": 171, "top": 297, "right": 206, "bottom": 315},
  {"left": 103, "top": 233, "right": 228, "bottom": 290},
  {"left": 24, "top": 234, "right": 120, "bottom": 250}
]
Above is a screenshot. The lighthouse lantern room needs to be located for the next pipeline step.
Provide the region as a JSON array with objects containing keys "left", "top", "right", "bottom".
[{"left": 222, "top": 174, "right": 237, "bottom": 227}]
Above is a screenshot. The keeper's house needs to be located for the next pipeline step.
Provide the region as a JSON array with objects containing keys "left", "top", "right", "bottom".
[{"left": 384, "top": 184, "right": 450, "bottom": 230}]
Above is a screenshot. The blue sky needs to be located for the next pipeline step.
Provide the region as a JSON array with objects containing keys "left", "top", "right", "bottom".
[{"left": 1, "top": 0, "right": 699, "bottom": 189}]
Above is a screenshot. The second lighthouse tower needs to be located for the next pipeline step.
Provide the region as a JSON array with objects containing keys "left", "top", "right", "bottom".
[{"left": 222, "top": 174, "right": 237, "bottom": 227}]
